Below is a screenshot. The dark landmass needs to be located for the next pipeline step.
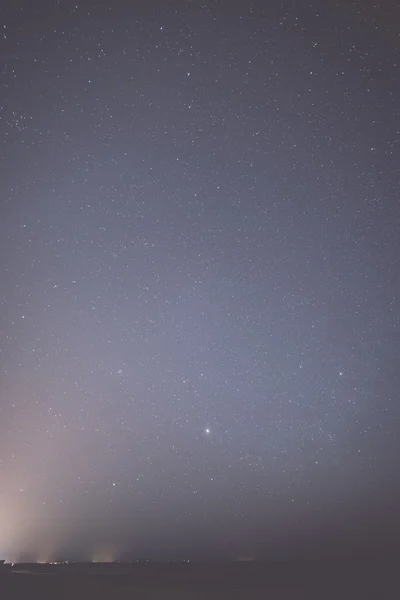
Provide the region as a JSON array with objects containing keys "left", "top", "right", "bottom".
[{"left": 0, "top": 561, "right": 398, "bottom": 599}]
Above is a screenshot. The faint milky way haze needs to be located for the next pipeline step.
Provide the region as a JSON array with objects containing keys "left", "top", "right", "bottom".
[{"left": 1, "top": 1, "right": 400, "bottom": 561}]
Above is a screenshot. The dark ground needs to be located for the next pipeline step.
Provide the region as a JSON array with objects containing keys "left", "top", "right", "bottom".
[{"left": 0, "top": 562, "right": 398, "bottom": 599}]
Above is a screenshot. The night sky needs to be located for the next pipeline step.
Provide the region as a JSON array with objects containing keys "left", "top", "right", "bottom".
[{"left": 1, "top": 0, "right": 400, "bottom": 562}]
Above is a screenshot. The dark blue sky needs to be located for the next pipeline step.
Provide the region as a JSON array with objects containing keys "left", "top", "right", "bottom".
[{"left": 1, "top": 0, "right": 399, "bottom": 561}]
